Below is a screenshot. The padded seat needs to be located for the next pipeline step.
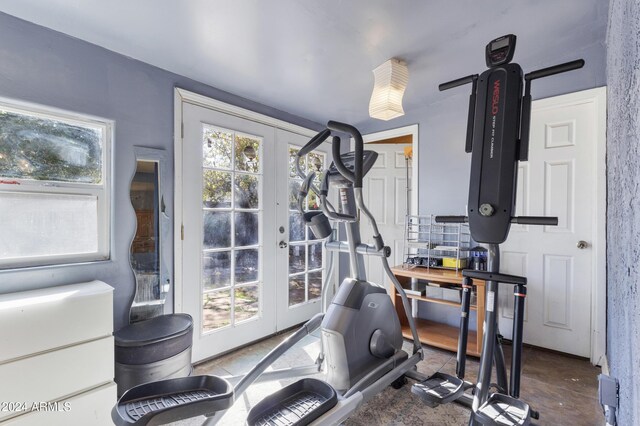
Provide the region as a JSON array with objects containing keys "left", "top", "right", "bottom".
[
  {"left": 115, "top": 313, "right": 193, "bottom": 364},
  {"left": 114, "top": 313, "right": 194, "bottom": 396}
]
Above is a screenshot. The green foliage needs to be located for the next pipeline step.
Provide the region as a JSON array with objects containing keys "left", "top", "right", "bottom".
[
  {"left": 0, "top": 110, "right": 102, "bottom": 183},
  {"left": 202, "top": 129, "right": 262, "bottom": 209}
]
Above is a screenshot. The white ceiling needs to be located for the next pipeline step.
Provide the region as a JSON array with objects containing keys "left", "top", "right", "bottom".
[{"left": 0, "top": 0, "right": 607, "bottom": 127}]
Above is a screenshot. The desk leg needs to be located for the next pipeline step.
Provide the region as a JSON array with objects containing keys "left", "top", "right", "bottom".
[
  {"left": 411, "top": 277, "right": 418, "bottom": 318},
  {"left": 476, "top": 282, "right": 485, "bottom": 354}
]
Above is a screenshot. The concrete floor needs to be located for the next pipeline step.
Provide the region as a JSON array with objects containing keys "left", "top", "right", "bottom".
[{"left": 179, "top": 332, "right": 602, "bottom": 425}]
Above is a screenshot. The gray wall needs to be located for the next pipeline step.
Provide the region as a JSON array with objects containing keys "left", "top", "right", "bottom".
[
  {"left": 0, "top": 12, "right": 322, "bottom": 331},
  {"left": 606, "top": 0, "right": 640, "bottom": 423}
]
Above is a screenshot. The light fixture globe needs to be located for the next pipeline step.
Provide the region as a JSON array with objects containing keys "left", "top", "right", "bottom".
[{"left": 368, "top": 58, "right": 409, "bottom": 121}]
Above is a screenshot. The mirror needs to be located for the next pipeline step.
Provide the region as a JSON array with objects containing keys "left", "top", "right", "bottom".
[{"left": 129, "top": 147, "right": 170, "bottom": 323}]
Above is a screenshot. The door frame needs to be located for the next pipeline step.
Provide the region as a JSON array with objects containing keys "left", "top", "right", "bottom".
[
  {"left": 361, "top": 124, "right": 419, "bottom": 218},
  {"left": 530, "top": 87, "right": 607, "bottom": 365},
  {"left": 173, "top": 88, "right": 329, "bottom": 317}
]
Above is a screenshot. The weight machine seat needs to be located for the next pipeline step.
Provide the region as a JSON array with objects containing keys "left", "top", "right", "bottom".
[
  {"left": 411, "top": 372, "right": 465, "bottom": 407},
  {"left": 474, "top": 393, "right": 531, "bottom": 426}
]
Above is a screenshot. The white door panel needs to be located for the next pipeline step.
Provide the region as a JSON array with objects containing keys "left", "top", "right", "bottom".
[
  {"left": 362, "top": 143, "right": 411, "bottom": 290},
  {"left": 275, "top": 129, "right": 330, "bottom": 330},
  {"left": 499, "top": 95, "right": 595, "bottom": 357}
]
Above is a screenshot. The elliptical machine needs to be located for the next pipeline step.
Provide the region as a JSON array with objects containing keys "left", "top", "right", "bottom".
[
  {"left": 111, "top": 121, "right": 423, "bottom": 425},
  {"left": 410, "top": 35, "right": 584, "bottom": 425}
]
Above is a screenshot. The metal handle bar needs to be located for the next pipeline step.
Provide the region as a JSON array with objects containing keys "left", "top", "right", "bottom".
[
  {"left": 463, "top": 270, "right": 527, "bottom": 286},
  {"left": 327, "top": 121, "right": 364, "bottom": 188},
  {"left": 434, "top": 215, "right": 558, "bottom": 226},
  {"left": 439, "top": 74, "right": 479, "bottom": 91},
  {"left": 525, "top": 59, "right": 584, "bottom": 81},
  {"left": 435, "top": 215, "right": 468, "bottom": 223},
  {"left": 512, "top": 216, "right": 558, "bottom": 226},
  {"left": 298, "top": 128, "right": 331, "bottom": 157}
]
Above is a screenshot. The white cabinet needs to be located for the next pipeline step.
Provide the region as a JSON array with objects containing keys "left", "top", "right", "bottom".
[{"left": 0, "top": 281, "right": 116, "bottom": 425}]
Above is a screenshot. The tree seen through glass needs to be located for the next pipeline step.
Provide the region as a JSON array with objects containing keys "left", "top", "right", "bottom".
[{"left": 201, "top": 126, "right": 262, "bottom": 331}]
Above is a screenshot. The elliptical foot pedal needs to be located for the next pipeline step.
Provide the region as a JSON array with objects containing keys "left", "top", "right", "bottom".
[
  {"left": 411, "top": 372, "right": 465, "bottom": 407},
  {"left": 474, "top": 393, "right": 531, "bottom": 426},
  {"left": 247, "top": 378, "right": 337, "bottom": 426},
  {"left": 112, "top": 375, "right": 233, "bottom": 425}
]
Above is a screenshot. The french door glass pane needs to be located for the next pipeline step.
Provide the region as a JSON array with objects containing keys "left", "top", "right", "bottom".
[
  {"left": 308, "top": 243, "right": 322, "bottom": 270},
  {"left": 289, "top": 213, "right": 305, "bottom": 242},
  {"left": 289, "top": 244, "right": 306, "bottom": 274},
  {"left": 308, "top": 271, "right": 322, "bottom": 300},
  {"left": 289, "top": 179, "right": 301, "bottom": 210},
  {"left": 203, "top": 251, "right": 231, "bottom": 290},
  {"left": 203, "top": 170, "right": 232, "bottom": 208},
  {"left": 201, "top": 124, "right": 262, "bottom": 332},
  {"left": 203, "top": 129, "right": 233, "bottom": 169},
  {"left": 288, "top": 275, "right": 305, "bottom": 306},
  {"left": 203, "top": 211, "right": 231, "bottom": 249},
  {"left": 235, "top": 135, "right": 260, "bottom": 173},
  {"left": 235, "top": 212, "right": 259, "bottom": 246},
  {"left": 235, "top": 285, "right": 259, "bottom": 323},
  {"left": 203, "top": 290, "right": 231, "bottom": 331},
  {"left": 234, "top": 174, "right": 259, "bottom": 209},
  {"left": 235, "top": 249, "right": 258, "bottom": 284}
]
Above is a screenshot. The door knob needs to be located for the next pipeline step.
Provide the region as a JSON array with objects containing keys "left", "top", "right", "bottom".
[
  {"left": 576, "top": 240, "right": 589, "bottom": 249},
  {"left": 279, "top": 241, "right": 288, "bottom": 248}
]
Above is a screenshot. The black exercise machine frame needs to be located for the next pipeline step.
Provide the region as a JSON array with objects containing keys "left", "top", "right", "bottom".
[{"left": 411, "top": 34, "right": 584, "bottom": 426}]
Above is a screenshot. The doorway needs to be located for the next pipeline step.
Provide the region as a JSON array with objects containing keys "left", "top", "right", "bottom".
[
  {"left": 175, "top": 90, "right": 332, "bottom": 362},
  {"left": 361, "top": 125, "right": 419, "bottom": 287},
  {"left": 498, "top": 87, "right": 606, "bottom": 364}
]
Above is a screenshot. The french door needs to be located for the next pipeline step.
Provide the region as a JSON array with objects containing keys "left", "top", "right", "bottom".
[
  {"left": 276, "top": 129, "right": 330, "bottom": 330},
  {"left": 179, "top": 98, "right": 329, "bottom": 362}
]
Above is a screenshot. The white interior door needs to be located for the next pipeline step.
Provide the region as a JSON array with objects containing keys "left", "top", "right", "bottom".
[
  {"left": 275, "top": 129, "right": 331, "bottom": 329},
  {"left": 362, "top": 143, "right": 412, "bottom": 287},
  {"left": 498, "top": 90, "right": 602, "bottom": 358}
]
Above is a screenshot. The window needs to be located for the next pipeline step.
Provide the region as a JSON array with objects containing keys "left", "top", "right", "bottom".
[{"left": 0, "top": 98, "right": 112, "bottom": 268}]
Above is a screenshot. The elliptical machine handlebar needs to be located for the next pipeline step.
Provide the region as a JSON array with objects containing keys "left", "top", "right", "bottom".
[
  {"left": 298, "top": 128, "right": 331, "bottom": 157},
  {"left": 327, "top": 120, "right": 364, "bottom": 188}
]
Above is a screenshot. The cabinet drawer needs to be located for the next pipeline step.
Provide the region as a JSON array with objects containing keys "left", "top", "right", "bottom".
[
  {"left": 1, "top": 382, "right": 116, "bottom": 426},
  {"left": 0, "top": 281, "right": 113, "bottom": 363},
  {"left": 0, "top": 337, "right": 114, "bottom": 421}
]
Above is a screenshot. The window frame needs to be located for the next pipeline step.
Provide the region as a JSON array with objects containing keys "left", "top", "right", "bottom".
[{"left": 0, "top": 96, "right": 113, "bottom": 269}]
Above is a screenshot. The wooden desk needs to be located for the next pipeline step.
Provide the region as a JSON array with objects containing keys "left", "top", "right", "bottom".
[{"left": 391, "top": 266, "right": 485, "bottom": 357}]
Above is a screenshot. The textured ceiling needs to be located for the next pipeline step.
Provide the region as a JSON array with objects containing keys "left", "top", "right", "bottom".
[{"left": 0, "top": 0, "right": 608, "bottom": 127}]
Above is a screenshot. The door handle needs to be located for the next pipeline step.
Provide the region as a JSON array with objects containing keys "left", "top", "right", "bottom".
[
  {"left": 279, "top": 241, "right": 288, "bottom": 248},
  {"left": 576, "top": 240, "right": 589, "bottom": 249}
]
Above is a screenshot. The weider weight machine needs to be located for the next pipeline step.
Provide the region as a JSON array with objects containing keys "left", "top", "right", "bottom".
[{"left": 409, "top": 34, "right": 584, "bottom": 425}]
